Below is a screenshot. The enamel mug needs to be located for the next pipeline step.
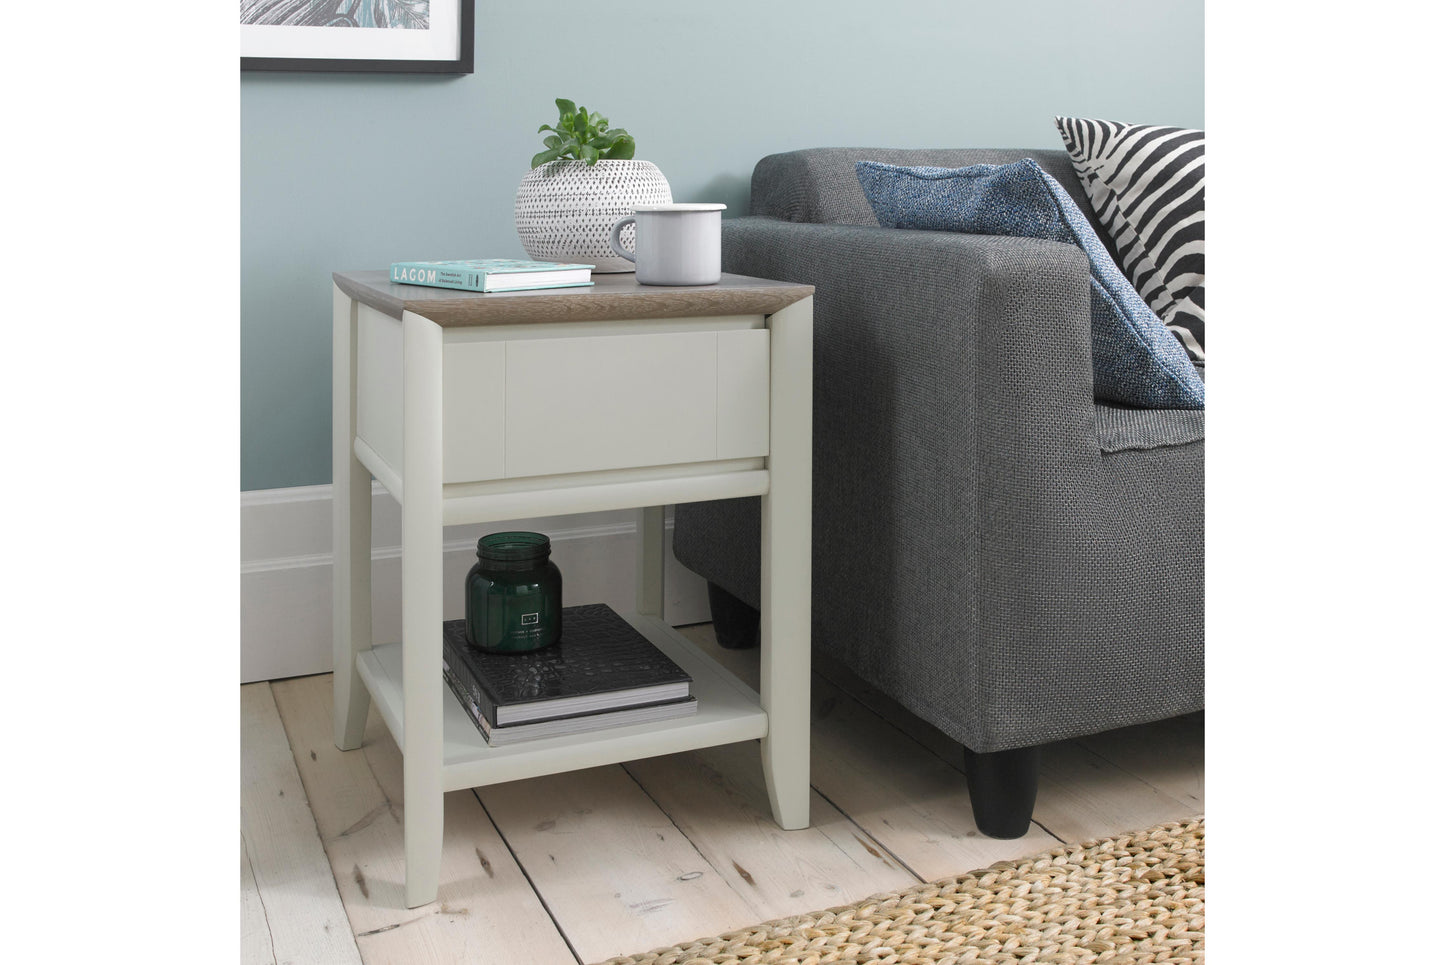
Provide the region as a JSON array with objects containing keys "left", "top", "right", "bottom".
[{"left": 608, "top": 203, "right": 726, "bottom": 285}]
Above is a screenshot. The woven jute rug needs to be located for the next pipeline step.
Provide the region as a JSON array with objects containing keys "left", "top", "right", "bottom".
[{"left": 597, "top": 818, "right": 1204, "bottom": 965}]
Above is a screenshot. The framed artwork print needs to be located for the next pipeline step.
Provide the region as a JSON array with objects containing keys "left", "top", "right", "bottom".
[{"left": 241, "top": 0, "right": 474, "bottom": 74}]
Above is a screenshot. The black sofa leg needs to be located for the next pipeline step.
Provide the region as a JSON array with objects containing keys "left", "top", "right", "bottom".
[
  {"left": 963, "top": 745, "right": 1040, "bottom": 838},
  {"left": 706, "top": 582, "right": 760, "bottom": 650}
]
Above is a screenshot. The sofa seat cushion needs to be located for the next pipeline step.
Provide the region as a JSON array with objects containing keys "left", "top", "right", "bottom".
[
  {"left": 1056, "top": 117, "right": 1205, "bottom": 365},
  {"left": 856, "top": 158, "right": 1204, "bottom": 410},
  {"left": 1096, "top": 403, "right": 1204, "bottom": 453}
]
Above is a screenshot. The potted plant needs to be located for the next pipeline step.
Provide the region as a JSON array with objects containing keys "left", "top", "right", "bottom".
[{"left": 514, "top": 99, "right": 672, "bottom": 273}]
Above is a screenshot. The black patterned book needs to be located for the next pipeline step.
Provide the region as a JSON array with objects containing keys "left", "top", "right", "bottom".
[
  {"left": 440, "top": 604, "right": 693, "bottom": 730},
  {"left": 447, "top": 689, "right": 697, "bottom": 746}
]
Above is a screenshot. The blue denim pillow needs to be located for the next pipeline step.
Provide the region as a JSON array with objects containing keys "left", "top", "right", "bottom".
[{"left": 855, "top": 159, "right": 1204, "bottom": 409}]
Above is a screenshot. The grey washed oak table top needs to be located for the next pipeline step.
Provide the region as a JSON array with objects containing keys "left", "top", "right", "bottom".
[{"left": 334, "top": 270, "right": 814, "bottom": 327}]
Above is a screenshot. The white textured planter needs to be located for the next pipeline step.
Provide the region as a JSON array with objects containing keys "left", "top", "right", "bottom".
[{"left": 515, "top": 159, "right": 673, "bottom": 273}]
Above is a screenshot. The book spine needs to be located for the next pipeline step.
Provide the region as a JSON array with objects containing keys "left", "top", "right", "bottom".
[
  {"left": 495, "top": 281, "right": 595, "bottom": 291},
  {"left": 441, "top": 659, "right": 501, "bottom": 744},
  {"left": 390, "top": 263, "right": 490, "bottom": 292},
  {"left": 441, "top": 634, "right": 503, "bottom": 726}
]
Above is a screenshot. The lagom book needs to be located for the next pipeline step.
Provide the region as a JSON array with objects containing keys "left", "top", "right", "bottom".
[
  {"left": 440, "top": 604, "right": 694, "bottom": 737},
  {"left": 390, "top": 258, "right": 594, "bottom": 293}
]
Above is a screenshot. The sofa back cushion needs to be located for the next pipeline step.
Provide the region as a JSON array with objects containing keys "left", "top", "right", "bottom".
[{"left": 750, "top": 147, "right": 1111, "bottom": 238}]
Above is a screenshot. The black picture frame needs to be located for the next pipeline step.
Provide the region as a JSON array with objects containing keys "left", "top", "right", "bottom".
[{"left": 241, "top": 1, "right": 474, "bottom": 74}]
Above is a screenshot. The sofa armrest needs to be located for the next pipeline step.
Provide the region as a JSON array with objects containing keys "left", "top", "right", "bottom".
[
  {"left": 717, "top": 217, "right": 1103, "bottom": 728},
  {"left": 722, "top": 216, "right": 1100, "bottom": 476}
]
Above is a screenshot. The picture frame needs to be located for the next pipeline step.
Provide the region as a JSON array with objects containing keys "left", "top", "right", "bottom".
[{"left": 241, "top": 0, "right": 474, "bottom": 74}]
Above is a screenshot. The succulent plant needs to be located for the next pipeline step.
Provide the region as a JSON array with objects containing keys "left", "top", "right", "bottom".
[{"left": 531, "top": 98, "right": 636, "bottom": 168}]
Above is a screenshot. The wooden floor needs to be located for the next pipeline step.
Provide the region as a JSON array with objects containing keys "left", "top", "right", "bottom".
[{"left": 240, "top": 624, "right": 1204, "bottom": 965}]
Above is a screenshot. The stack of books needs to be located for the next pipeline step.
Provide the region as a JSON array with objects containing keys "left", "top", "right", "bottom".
[
  {"left": 441, "top": 603, "right": 695, "bottom": 746},
  {"left": 390, "top": 258, "right": 593, "bottom": 293}
]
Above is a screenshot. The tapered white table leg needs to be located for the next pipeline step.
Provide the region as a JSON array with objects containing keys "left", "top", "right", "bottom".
[
  {"left": 636, "top": 506, "right": 666, "bottom": 618},
  {"left": 333, "top": 286, "right": 372, "bottom": 751},
  {"left": 401, "top": 311, "right": 445, "bottom": 908},
  {"left": 759, "top": 296, "right": 813, "bottom": 830}
]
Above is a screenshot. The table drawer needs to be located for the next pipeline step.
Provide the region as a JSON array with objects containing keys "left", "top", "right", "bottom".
[{"left": 443, "top": 329, "right": 769, "bottom": 483}]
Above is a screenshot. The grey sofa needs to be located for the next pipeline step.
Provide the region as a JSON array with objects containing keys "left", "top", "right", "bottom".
[{"left": 672, "top": 148, "right": 1204, "bottom": 837}]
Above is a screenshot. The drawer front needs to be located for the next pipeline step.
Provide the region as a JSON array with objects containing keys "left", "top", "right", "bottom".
[
  {"left": 441, "top": 329, "right": 769, "bottom": 483},
  {"left": 506, "top": 331, "right": 721, "bottom": 478}
]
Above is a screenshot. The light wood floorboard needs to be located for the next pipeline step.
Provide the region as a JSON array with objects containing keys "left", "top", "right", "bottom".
[
  {"left": 241, "top": 682, "right": 363, "bottom": 965},
  {"left": 624, "top": 742, "right": 919, "bottom": 919},
  {"left": 478, "top": 765, "right": 758, "bottom": 963},
  {"left": 245, "top": 624, "right": 1203, "bottom": 964},
  {"left": 270, "top": 674, "right": 577, "bottom": 965},
  {"left": 241, "top": 831, "right": 277, "bottom": 964},
  {"left": 1077, "top": 712, "right": 1205, "bottom": 814}
]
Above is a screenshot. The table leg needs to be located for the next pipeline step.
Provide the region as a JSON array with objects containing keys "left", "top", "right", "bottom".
[
  {"left": 401, "top": 311, "right": 445, "bottom": 908},
  {"left": 636, "top": 506, "right": 666, "bottom": 618},
  {"left": 333, "top": 287, "right": 372, "bottom": 751},
  {"left": 760, "top": 296, "right": 813, "bottom": 830}
]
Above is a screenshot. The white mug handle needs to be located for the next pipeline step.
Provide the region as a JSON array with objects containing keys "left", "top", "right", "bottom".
[{"left": 608, "top": 215, "right": 638, "bottom": 263}]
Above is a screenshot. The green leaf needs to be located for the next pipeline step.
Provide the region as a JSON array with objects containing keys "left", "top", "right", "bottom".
[
  {"left": 537, "top": 100, "right": 631, "bottom": 165},
  {"left": 602, "top": 134, "right": 635, "bottom": 160}
]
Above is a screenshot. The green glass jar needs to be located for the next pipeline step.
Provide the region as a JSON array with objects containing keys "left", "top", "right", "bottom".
[{"left": 465, "top": 532, "right": 563, "bottom": 653}]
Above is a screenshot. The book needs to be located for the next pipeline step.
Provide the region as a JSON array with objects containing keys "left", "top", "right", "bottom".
[
  {"left": 440, "top": 603, "right": 693, "bottom": 729},
  {"left": 389, "top": 258, "right": 594, "bottom": 293},
  {"left": 443, "top": 676, "right": 696, "bottom": 746}
]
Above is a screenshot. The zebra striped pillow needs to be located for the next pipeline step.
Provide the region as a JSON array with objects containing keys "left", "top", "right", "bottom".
[{"left": 1056, "top": 118, "right": 1205, "bottom": 365}]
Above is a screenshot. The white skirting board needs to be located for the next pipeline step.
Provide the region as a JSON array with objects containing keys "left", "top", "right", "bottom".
[{"left": 240, "top": 483, "right": 713, "bottom": 684}]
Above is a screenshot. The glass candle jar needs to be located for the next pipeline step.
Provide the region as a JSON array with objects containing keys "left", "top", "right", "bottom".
[{"left": 464, "top": 532, "right": 563, "bottom": 653}]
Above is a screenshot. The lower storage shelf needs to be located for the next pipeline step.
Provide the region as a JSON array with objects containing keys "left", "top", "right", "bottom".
[{"left": 355, "top": 611, "right": 769, "bottom": 792}]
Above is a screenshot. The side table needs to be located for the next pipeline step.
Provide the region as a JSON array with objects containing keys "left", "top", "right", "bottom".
[{"left": 331, "top": 269, "right": 814, "bottom": 907}]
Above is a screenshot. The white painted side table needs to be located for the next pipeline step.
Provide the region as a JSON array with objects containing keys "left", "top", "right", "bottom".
[{"left": 331, "top": 270, "right": 814, "bottom": 907}]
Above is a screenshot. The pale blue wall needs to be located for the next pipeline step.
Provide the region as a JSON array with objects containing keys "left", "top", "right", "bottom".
[{"left": 241, "top": 0, "right": 1203, "bottom": 491}]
